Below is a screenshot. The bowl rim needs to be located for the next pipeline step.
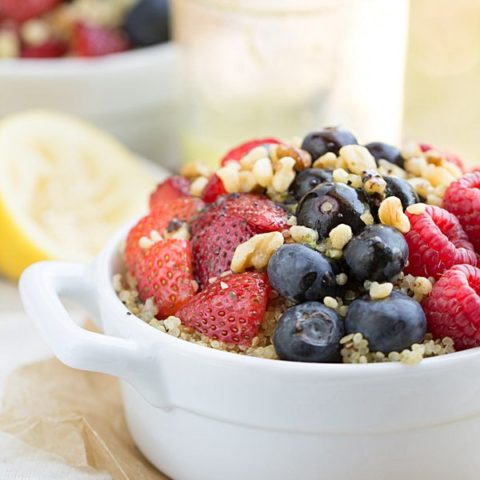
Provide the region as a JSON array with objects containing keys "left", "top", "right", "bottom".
[
  {"left": 96, "top": 219, "right": 480, "bottom": 376},
  {"left": 0, "top": 43, "right": 174, "bottom": 77}
]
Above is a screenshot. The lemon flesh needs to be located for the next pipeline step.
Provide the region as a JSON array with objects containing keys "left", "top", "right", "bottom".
[{"left": 0, "top": 110, "right": 155, "bottom": 280}]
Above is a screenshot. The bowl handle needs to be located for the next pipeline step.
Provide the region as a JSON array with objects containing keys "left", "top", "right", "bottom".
[{"left": 19, "top": 261, "right": 170, "bottom": 408}]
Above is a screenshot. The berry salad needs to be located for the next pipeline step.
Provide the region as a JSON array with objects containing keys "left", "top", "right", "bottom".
[
  {"left": 0, "top": 0, "right": 168, "bottom": 58},
  {"left": 114, "top": 128, "right": 480, "bottom": 365}
]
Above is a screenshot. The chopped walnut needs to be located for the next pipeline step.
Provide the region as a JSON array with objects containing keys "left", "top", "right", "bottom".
[
  {"left": 240, "top": 146, "right": 269, "bottom": 170},
  {"left": 216, "top": 162, "right": 241, "bottom": 193},
  {"left": 271, "top": 156, "right": 296, "bottom": 193},
  {"left": 378, "top": 196, "right": 410, "bottom": 233},
  {"left": 238, "top": 170, "right": 258, "bottom": 193},
  {"left": 312, "top": 152, "right": 342, "bottom": 170},
  {"left": 406, "top": 203, "right": 427, "bottom": 215},
  {"left": 339, "top": 145, "right": 377, "bottom": 175},
  {"left": 377, "top": 159, "right": 408, "bottom": 179},
  {"left": 252, "top": 156, "right": 273, "bottom": 187},
  {"left": 408, "top": 177, "right": 433, "bottom": 198},
  {"left": 189, "top": 176, "right": 209, "bottom": 196},
  {"left": 362, "top": 170, "right": 387, "bottom": 195},
  {"left": 276, "top": 144, "right": 312, "bottom": 171},
  {"left": 421, "top": 164, "right": 459, "bottom": 188},
  {"left": 181, "top": 161, "right": 213, "bottom": 179},
  {"left": 231, "top": 232, "right": 284, "bottom": 273}
]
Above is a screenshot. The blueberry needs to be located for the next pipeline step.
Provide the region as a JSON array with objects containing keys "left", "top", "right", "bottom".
[
  {"left": 345, "top": 292, "right": 426, "bottom": 353},
  {"left": 273, "top": 302, "right": 344, "bottom": 362},
  {"left": 364, "top": 141, "right": 404, "bottom": 168},
  {"left": 296, "top": 182, "right": 367, "bottom": 239},
  {"left": 289, "top": 168, "right": 333, "bottom": 200},
  {"left": 124, "top": 0, "right": 169, "bottom": 47},
  {"left": 343, "top": 225, "right": 408, "bottom": 283},
  {"left": 301, "top": 127, "right": 357, "bottom": 160},
  {"left": 384, "top": 176, "right": 419, "bottom": 209},
  {"left": 267, "top": 244, "right": 337, "bottom": 302}
]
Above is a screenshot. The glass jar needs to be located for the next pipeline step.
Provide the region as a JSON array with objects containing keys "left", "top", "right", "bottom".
[{"left": 172, "top": 0, "right": 409, "bottom": 165}]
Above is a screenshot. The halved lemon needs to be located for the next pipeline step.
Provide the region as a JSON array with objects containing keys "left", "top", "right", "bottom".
[{"left": 0, "top": 110, "right": 156, "bottom": 280}]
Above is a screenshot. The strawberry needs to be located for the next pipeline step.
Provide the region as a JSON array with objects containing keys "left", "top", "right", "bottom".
[
  {"left": 73, "top": 23, "right": 129, "bottom": 57},
  {"left": 176, "top": 272, "right": 271, "bottom": 345},
  {"left": 222, "top": 194, "right": 290, "bottom": 232},
  {"left": 201, "top": 174, "right": 227, "bottom": 203},
  {"left": 135, "top": 238, "right": 195, "bottom": 318},
  {"left": 125, "top": 211, "right": 168, "bottom": 274},
  {"left": 21, "top": 39, "right": 68, "bottom": 58},
  {"left": 192, "top": 194, "right": 290, "bottom": 236},
  {"left": 221, "top": 137, "right": 280, "bottom": 166},
  {"left": 125, "top": 197, "right": 204, "bottom": 273},
  {"left": 149, "top": 176, "right": 191, "bottom": 211},
  {"left": 0, "top": 0, "right": 61, "bottom": 23},
  {"left": 192, "top": 215, "right": 254, "bottom": 287},
  {"left": 153, "top": 197, "right": 204, "bottom": 223}
]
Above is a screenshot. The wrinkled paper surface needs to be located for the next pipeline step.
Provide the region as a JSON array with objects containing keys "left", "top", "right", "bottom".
[{"left": 0, "top": 358, "right": 168, "bottom": 480}]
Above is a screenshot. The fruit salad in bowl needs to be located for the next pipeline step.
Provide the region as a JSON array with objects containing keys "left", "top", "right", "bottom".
[
  {"left": 19, "top": 126, "right": 480, "bottom": 480},
  {"left": 0, "top": 0, "right": 168, "bottom": 58},
  {"left": 114, "top": 127, "right": 479, "bottom": 365}
]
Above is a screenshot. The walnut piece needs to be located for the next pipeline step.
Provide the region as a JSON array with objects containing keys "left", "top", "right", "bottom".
[
  {"left": 231, "top": 232, "right": 284, "bottom": 273},
  {"left": 378, "top": 196, "right": 411, "bottom": 233},
  {"left": 339, "top": 145, "right": 377, "bottom": 174}
]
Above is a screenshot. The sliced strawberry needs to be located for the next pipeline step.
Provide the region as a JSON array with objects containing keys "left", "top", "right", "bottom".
[
  {"left": 149, "top": 176, "right": 191, "bottom": 211},
  {"left": 176, "top": 272, "right": 271, "bottom": 345},
  {"left": 192, "top": 215, "right": 254, "bottom": 287},
  {"left": 221, "top": 137, "right": 280, "bottom": 166},
  {"left": 21, "top": 39, "right": 68, "bottom": 58},
  {"left": 135, "top": 239, "right": 195, "bottom": 318},
  {"left": 125, "top": 211, "right": 168, "bottom": 274},
  {"left": 419, "top": 143, "right": 465, "bottom": 172},
  {"left": 73, "top": 23, "right": 129, "bottom": 57},
  {"left": 222, "top": 194, "right": 290, "bottom": 233},
  {"left": 192, "top": 194, "right": 289, "bottom": 236},
  {"left": 0, "top": 0, "right": 61, "bottom": 23},
  {"left": 201, "top": 174, "right": 227, "bottom": 203},
  {"left": 125, "top": 197, "right": 204, "bottom": 273}
]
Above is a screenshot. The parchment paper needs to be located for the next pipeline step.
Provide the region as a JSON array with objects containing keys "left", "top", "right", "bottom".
[{"left": 0, "top": 358, "right": 168, "bottom": 480}]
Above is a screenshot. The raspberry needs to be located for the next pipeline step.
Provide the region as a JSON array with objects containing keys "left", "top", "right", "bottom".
[
  {"left": 423, "top": 264, "right": 480, "bottom": 350},
  {"left": 404, "top": 205, "right": 477, "bottom": 279},
  {"left": 443, "top": 172, "right": 480, "bottom": 252}
]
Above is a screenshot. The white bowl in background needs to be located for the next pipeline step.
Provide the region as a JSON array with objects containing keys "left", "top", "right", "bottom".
[
  {"left": 18, "top": 222, "right": 480, "bottom": 480},
  {"left": 0, "top": 44, "right": 181, "bottom": 171}
]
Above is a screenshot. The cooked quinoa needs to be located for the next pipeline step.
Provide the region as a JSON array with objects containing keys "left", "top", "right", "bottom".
[{"left": 114, "top": 271, "right": 455, "bottom": 365}]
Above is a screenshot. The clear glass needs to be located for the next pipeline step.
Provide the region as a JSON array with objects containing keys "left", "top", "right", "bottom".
[{"left": 173, "top": 0, "right": 409, "bottom": 165}]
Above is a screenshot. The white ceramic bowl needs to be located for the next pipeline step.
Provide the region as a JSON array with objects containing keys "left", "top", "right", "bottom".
[
  {"left": 0, "top": 44, "right": 180, "bottom": 169},
  {"left": 19, "top": 224, "right": 480, "bottom": 480}
]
